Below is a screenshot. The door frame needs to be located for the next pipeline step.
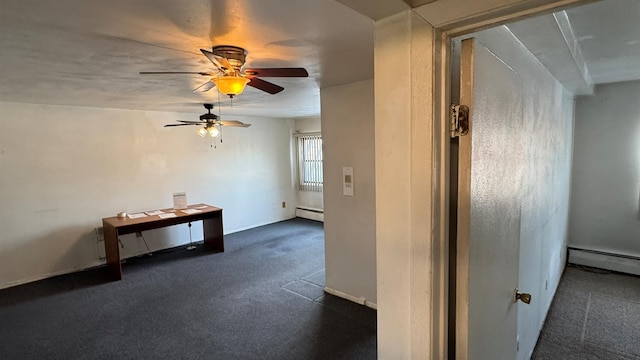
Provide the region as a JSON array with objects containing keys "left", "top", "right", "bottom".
[{"left": 432, "top": 0, "right": 594, "bottom": 358}]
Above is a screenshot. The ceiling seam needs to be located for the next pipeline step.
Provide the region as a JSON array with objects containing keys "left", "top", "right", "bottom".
[{"left": 553, "top": 11, "right": 593, "bottom": 91}]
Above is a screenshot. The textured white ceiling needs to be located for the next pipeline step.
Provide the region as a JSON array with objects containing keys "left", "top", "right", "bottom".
[
  {"left": 0, "top": 0, "right": 374, "bottom": 118},
  {"left": 507, "top": 0, "right": 640, "bottom": 92},
  {"left": 1, "top": 0, "right": 636, "bottom": 119},
  {"left": 564, "top": 0, "right": 640, "bottom": 84}
]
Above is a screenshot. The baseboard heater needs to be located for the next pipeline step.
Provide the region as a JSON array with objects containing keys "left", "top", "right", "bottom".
[
  {"left": 295, "top": 207, "right": 324, "bottom": 222},
  {"left": 568, "top": 247, "right": 640, "bottom": 276}
]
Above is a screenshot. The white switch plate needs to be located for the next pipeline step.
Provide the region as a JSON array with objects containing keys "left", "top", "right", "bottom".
[{"left": 343, "top": 166, "right": 353, "bottom": 196}]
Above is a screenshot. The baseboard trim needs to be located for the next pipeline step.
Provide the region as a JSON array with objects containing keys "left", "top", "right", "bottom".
[
  {"left": 0, "top": 260, "right": 105, "bottom": 290},
  {"left": 296, "top": 208, "right": 324, "bottom": 222},
  {"left": 568, "top": 247, "right": 640, "bottom": 276},
  {"left": 227, "top": 216, "right": 297, "bottom": 234},
  {"left": 324, "top": 286, "right": 377, "bottom": 309}
]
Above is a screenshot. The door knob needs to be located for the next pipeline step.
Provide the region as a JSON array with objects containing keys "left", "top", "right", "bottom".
[{"left": 514, "top": 288, "right": 531, "bottom": 304}]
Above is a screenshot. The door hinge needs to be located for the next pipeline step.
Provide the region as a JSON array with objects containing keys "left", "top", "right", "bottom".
[{"left": 450, "top": 104, "right": 469, "bottom": 138}]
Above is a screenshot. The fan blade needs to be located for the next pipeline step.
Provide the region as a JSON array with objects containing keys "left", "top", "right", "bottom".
[
  {"left": 243, "top": 68, "right": 308, "bottom": 77},
  {"left": 246, "top": 77, "right": 284, "bottom": 94},
  {"left": 177, "top": 120, "right": 204, "bottom": 124},
  {"left": 140, "top": 71, "right": 214, "bottom": 76},
  {"left": 193, "top": 81, "right": 216, "bottom": 92},
  {"left": 200, "top": 49, "right": 234, "bottom": 74},
  {"left": 219, "top": 120, "right": 251, "bottom": 128},
  {"left": 164, "top": 123, "right": 200, "bottom": 127}
]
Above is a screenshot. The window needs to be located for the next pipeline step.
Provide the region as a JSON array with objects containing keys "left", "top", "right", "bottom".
[{"left": 296, "top": 134, "right": 323, "bottom": 192}]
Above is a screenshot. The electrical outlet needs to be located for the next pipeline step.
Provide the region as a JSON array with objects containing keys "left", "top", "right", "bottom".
[{"left": 282, "top": 201, "right": 286, "bottom": 208}]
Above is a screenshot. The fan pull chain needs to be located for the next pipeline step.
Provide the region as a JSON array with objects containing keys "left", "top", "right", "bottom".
[
  {"left": 217, "top": 87, "right": 221, "bottom": 112},
  {"left": 217, "top": 94, "right": 223, "bottom": 144}
]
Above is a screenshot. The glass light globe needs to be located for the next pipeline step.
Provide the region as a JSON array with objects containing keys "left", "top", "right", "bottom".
[
  {"left": 208, "top": 125, "right": 221, "bottom": 138},
  {"left": 213, "top": 75, "right": 249, "bottom": 98}
]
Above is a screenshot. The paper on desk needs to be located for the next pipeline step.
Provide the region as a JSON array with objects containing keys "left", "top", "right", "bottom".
[
  {"left": 145, "top": 210, "right": 165, "bottom": 216},
  {"left": 157, "top": 213, "right": 177, "bottom": 219},
  {"left": 194, "top": 205, "right": 209, "bottom": 209},
  {"left": 173, "top": 192, "right": 187, "bottom": 209},
  {"left": 181, "top": 208, "right": 201, "bottom": 214},
  {"left": 128, "top": 213, "right": 147, "bottom": 219}
]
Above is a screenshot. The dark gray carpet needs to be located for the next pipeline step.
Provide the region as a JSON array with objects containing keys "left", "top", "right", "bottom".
[
  {"left": 533, "top": 265, "right": 640, "bottom": 360},
  {"left": 0, "top": 218, "right": 377, "bottom": 360}
]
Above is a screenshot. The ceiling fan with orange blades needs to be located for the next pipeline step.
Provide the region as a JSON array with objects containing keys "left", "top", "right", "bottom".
[
  {"left": 164, "top": 104, "right": 251, "bottom": 138},
  {"left": 141, "top": 45, "right": 308, "bottom": 98}
]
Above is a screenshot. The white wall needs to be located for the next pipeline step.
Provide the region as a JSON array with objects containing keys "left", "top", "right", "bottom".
[
  {"left": 293, "top": 116, "right": 321, "bottom": 134},
  {"left": 293, "top": 116, "right": 323, "bottom": 212},
  {"left": 321, "top": 79, "right": 377, "bottom": 306},
  {"left": 470, "top": 27, "right": 575, "bottom": 360},
  {"left": 374, "top": 11, "right": 437, "bottom": 359},
  {"left": 569, "top": 80, "right": 640, "bottom": 257},
  {"left": 0, "top": 101, "right": 296, "bottom": 289}
]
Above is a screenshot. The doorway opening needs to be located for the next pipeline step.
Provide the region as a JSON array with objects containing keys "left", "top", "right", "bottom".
[{"left": 446, "top": 0, "right": 640, "bottom": 358}]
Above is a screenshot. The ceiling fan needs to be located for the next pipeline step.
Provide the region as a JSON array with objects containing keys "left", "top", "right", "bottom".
[
  {"left": 165, "top": 104, "right": 251, "bottom": 138},
  {"left": 141, "top": 45, "right": 308, "bottom": 98}
]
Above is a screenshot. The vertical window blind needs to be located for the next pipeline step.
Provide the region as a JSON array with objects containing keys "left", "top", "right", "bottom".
[{"left": 297, "top": 134, "right": 323, "bottom": 192}]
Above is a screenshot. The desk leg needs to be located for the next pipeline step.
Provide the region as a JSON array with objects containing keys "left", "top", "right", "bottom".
[
  {"left": 103, "top": 223, "right": 122, "bottom": 280},
  {"left": 203, "top": 211, "right": 224, "bottom": 252}
]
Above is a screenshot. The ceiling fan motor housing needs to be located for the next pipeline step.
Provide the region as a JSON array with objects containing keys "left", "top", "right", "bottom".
[
  {"left": 200, "top": 113, "right": 218, "bottom": 122},
  {"left": 200, "top": 103, "right": 217, "bottom": 123},
  {"left": 212, "top": 45, "right": 248, "bottom": 72}
]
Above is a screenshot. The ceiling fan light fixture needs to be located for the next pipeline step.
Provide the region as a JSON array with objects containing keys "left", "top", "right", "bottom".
[
  {"left": 197, "top": 127, "right": 208, "bottom": 137},
  {"left": 208, "top": 125, "right": 221, "bottom": 138},
  {"left": 213, "top": 75, "right": 249, "bottom": 98}
]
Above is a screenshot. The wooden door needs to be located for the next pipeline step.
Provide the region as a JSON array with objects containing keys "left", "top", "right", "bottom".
[{"left": 455, "top": 37, "right": 525, "bottom": 360}]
